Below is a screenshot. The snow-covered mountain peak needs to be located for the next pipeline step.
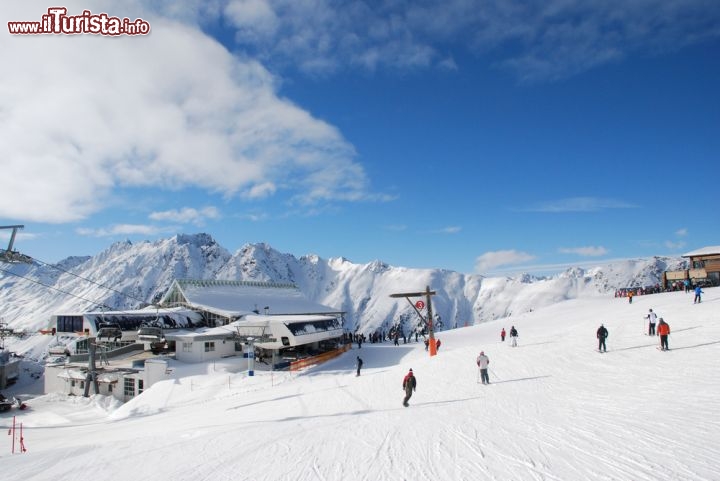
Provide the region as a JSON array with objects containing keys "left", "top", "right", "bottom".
[{"left": 0, "top": 233, "right": 685, "bottom": 340}]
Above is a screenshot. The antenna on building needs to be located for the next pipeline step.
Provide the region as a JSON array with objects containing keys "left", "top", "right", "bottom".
[{"left": 0, "top": 225, "right": 32, "bottom": 264}]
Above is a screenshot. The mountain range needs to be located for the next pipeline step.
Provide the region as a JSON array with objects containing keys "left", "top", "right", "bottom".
[{"left": 0, "top": 233, "right": 686, "bottom": 335}]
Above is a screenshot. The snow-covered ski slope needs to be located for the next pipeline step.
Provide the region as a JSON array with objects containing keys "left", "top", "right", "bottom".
[{"left": 3, "top": 287, "right": 719, "bottom": 481}]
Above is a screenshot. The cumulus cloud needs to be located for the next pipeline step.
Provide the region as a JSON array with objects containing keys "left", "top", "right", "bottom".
[
  {"left": 0, "top": 1, "right": 375, "bottom": 224},
  {"left": 558, "top": 246, "right": 608, "bottom": 257},
  {"left": 475, "top": 249, "right": 536, "bottom": 273}
]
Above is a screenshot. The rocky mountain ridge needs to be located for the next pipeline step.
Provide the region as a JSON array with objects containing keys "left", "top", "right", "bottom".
[{"left": 0, "top": 234, "right": 686, "bottom": 335}]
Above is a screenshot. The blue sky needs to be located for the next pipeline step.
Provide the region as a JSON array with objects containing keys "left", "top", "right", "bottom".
[{"left": 1, "top": 1, "right": 718, "bottom": 275}]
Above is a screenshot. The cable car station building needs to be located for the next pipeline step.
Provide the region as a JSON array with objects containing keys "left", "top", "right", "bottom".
[
  {"left": 46, "top": 280, "right": 346, "bottom": 402},
  {"left": 159, "top": 279, "right": 346, "bottom": 365},
  {"left": 51, "top": 279, "right": 345, "bottom": 366}
]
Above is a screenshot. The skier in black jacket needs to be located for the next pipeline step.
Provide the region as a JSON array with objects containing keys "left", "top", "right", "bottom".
[
  {"left": 597, "top": 324, "right": 609, "bottom": 352},
  {"left": 509, "top": 326, "right": 519, "bottom": 347}
]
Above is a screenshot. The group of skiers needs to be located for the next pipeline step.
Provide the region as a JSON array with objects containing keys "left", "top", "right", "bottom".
[
  {"left": 597, "top": 307, "right": 672, "bottom": 352},
  {"left": 643, "top": 308, "right": 671, "bottom": 350},
  {"left": 500, "top": 326, "right": 519, "bottom": 346},
  {"left": 380, "top": 302, "right": 681, "bottom": 407}
]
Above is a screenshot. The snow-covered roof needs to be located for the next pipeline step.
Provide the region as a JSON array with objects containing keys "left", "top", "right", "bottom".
[
  {"left": 167, "top": 279, "right": 342, "bottom": 317},
  {"left": 165, "top": 314, "right": 339, "bottom": 342},
  {"left": 57, "top": 369, "right": 87, "bottom": 381},
  {"left": 53, "top": 306, "right": 199, "bottom": 317},
  {"left": 166, "top": 325, "right": 238, "bottom": 342},
  {"left": 682, "top": 246, "right": 720, "bottom": 257}
]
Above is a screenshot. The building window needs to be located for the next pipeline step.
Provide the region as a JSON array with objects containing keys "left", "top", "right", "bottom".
[
  {"left": 204, "top": 341, "right": 215, "bottom": 352},
  {"left": 108, "top": 383, "right": 113, "bottom": 393},
  {"left": 138, "top": 379, "right": 144, "bottom": 395},
  {"left": 124, "top": 377, "right": 135, "bottom": 397},
  {"left": 182, "top": 342, "right": 192, "bottom": 353},
  {"left": 56, "top": 315, "right": 84, "bottom": 333}
]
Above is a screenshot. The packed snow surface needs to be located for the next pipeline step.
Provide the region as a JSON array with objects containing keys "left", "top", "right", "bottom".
[{"left": 2, "top": 287, "right": 719, "bottom": 480}]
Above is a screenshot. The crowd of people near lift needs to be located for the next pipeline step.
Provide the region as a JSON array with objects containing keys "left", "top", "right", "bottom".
[
  {"left": 616, "top": 278, "right": 713, "bottom": 301},
  {"left": 345, "top": 328, "right": 435, "bottom": 349}
]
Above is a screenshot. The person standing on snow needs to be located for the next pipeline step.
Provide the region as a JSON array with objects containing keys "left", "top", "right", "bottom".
[
  {"left": 694, "top": 286, "right": 704, "bottom": 304},
  {"left": 402, "top": 369, "right": 416, "bottom": 407},
  {"left": 501, "top": 328, "right": 506, "bottom": 342},
  {"left": 647, "top": 309, "right": 658, "bottom": 336},
  {"left": 658, "top": 319, "right": 671, "bottom": 350},
  {"left": 509, "top": 326, "right": 519, "bottom": 347},
  {"left": 476, "top": 351, "right": 490, "bottom": 384},
  {"left": 356, "top": 356, "right": 363, "bottom": 376},
  {"left": 596, "top": 324, "right": 609, "bottom": 352}
]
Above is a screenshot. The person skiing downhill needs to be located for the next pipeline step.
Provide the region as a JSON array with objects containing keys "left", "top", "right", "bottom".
[
  {"left": 694, "top": 286, "right": 704, "bottom": 304},
  {"left": 476, "top": 351, "right": 490, "bottom": 384},
  {"left": 356, "top": 356, "right": 363, "bottom": 376},
  {"left": 646, "top": 309, "right": 658, "bottom": 336},
  {"left": 596, "top": 324, "right": 608, "bottom": 352},
  {"left": 402, "top": 369, "right": 416, "bottom": 407},
  {"left": 509, "top": 326, "right": 518, "bottom": 347},
  {"left": 501, "top": 328, "right": 506, "bottom": 342},
  {"left": 658, "top": 319, "right": 671, "bottom": 350}
]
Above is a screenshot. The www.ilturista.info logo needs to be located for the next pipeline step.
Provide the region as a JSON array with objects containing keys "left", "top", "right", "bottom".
[{"left": 8, "top": 7, "right": 150, "bottom": 36}]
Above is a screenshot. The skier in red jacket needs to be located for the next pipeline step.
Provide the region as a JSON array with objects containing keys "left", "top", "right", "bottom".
[{"left": 402, "top": 369, "right": 416, "bottom": 407}]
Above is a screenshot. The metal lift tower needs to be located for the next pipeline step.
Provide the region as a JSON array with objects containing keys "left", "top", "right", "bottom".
[{"left": 0, "top": 225, "right": 33, "bottom": 264}]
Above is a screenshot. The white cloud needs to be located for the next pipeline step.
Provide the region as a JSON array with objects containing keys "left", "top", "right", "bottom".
[
  {"left": 149, "top": 207, "right": 220, "bottom": 225},
  {"left": 220, "top": 0, "right": 720, "bottom": 80},
  {"left": 522, "top": 197, "right": 637, "bottom": 212},
  {"left": 432, "top": 226, "right": 462, "bottom": 234},
  {"left": 558, "top": 246, "right": 608, "bottom": 257},
  {"left": 675, "top": 228, "right": 688, "bottom": 237},
  {"left": 76, "top": 224, "right": 168, "bottom": 237},
  {"left": 475, "top": 249, "right": 536, "bottom": 273},
  {"left": 0, "top": 2, "right": 375, "bottom": 224},
  {"left": 242, "top": 182, "right": 277, "bottom": 199},
  {"left": 665, "top": 240, "right": 686, "bottom": 250}
]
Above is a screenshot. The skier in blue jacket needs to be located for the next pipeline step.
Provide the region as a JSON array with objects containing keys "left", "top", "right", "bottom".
[{"left": 694, "top": 286, "right": 704, "bottom": 304}]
